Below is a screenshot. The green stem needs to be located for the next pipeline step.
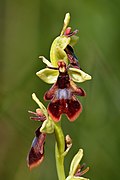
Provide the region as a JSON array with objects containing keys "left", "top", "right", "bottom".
[{"left": 54, "top": 122, "right": 65, "bottom": 180}]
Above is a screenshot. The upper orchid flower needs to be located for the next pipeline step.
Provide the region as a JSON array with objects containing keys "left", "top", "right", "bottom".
[
  {"left": 50, "top": 13, "right": 79, "bottom": 67},
  {"left": 36, "top": 13, "right": 91, "bottom": 84}
]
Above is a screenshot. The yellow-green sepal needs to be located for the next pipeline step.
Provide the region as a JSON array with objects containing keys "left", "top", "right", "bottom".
[
  {"left": 36, "top": 68, "right": 58, "bottom": 84},
  {"left": 68, "top": 68, "right": 92, "bottom": 83}
]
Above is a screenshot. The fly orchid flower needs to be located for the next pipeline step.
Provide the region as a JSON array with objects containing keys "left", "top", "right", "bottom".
[
  {"left": 66, "top": 149, "right": 89, "bottom": 180},
  {"left": 36, "top": 13, "right": 91, "bottom": 84},
  {"left": 27, "top": 93, "right": 54, "bottom": 170},
  {"left": 44, "top": 60, "right": 86, "bottom": 122}
]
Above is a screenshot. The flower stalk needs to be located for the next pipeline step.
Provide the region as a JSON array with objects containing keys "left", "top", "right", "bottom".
[{"left": 54, "top": 122, "right": 66, "bottom": 180}]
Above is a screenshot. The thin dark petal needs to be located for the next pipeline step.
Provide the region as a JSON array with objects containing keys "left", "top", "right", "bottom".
[
  {"left": 64, "top": 28, "right": 78, "bottom": 37},
  {"left": 30, "top": 116, "right": 46, "bottom": 121},
  {"left": 67, "top": 29, "right": 78, "bottom": 37},
  {"left": 27, "top": 127, "right": 46, "bottom": 170},
  {"left": 75, "top": 163, "right": 89, "bottom": 177},
  {"left": 75, "top": 166, "right": 90, "bottom": 177},
  {"left": 28, "top": 110, "right": 46, "bottom": 122},
  {"left": 28, "top": 110, "right": 38, "bottom": 116}
]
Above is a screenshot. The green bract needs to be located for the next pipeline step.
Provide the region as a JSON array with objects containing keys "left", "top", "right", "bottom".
[{"left": 50, "top": 13, "right": 79, "bottom": 67}]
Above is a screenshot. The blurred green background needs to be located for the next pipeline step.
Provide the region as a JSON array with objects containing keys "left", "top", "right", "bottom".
[{"left": 0, "top": 0, "right": 120, "bottom": 179}]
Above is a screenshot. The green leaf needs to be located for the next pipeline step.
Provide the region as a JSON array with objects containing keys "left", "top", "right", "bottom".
[{"left": 36, "top": 68, "right": 58, "bottom": 84}]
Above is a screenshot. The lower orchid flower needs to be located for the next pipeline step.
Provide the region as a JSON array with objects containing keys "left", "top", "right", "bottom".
[
  {"left": 66, "top": 149, "right": 89, "bottom": 180},
  {"left": 27, "top": 93, "right": 54, "bottom": 170}
]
